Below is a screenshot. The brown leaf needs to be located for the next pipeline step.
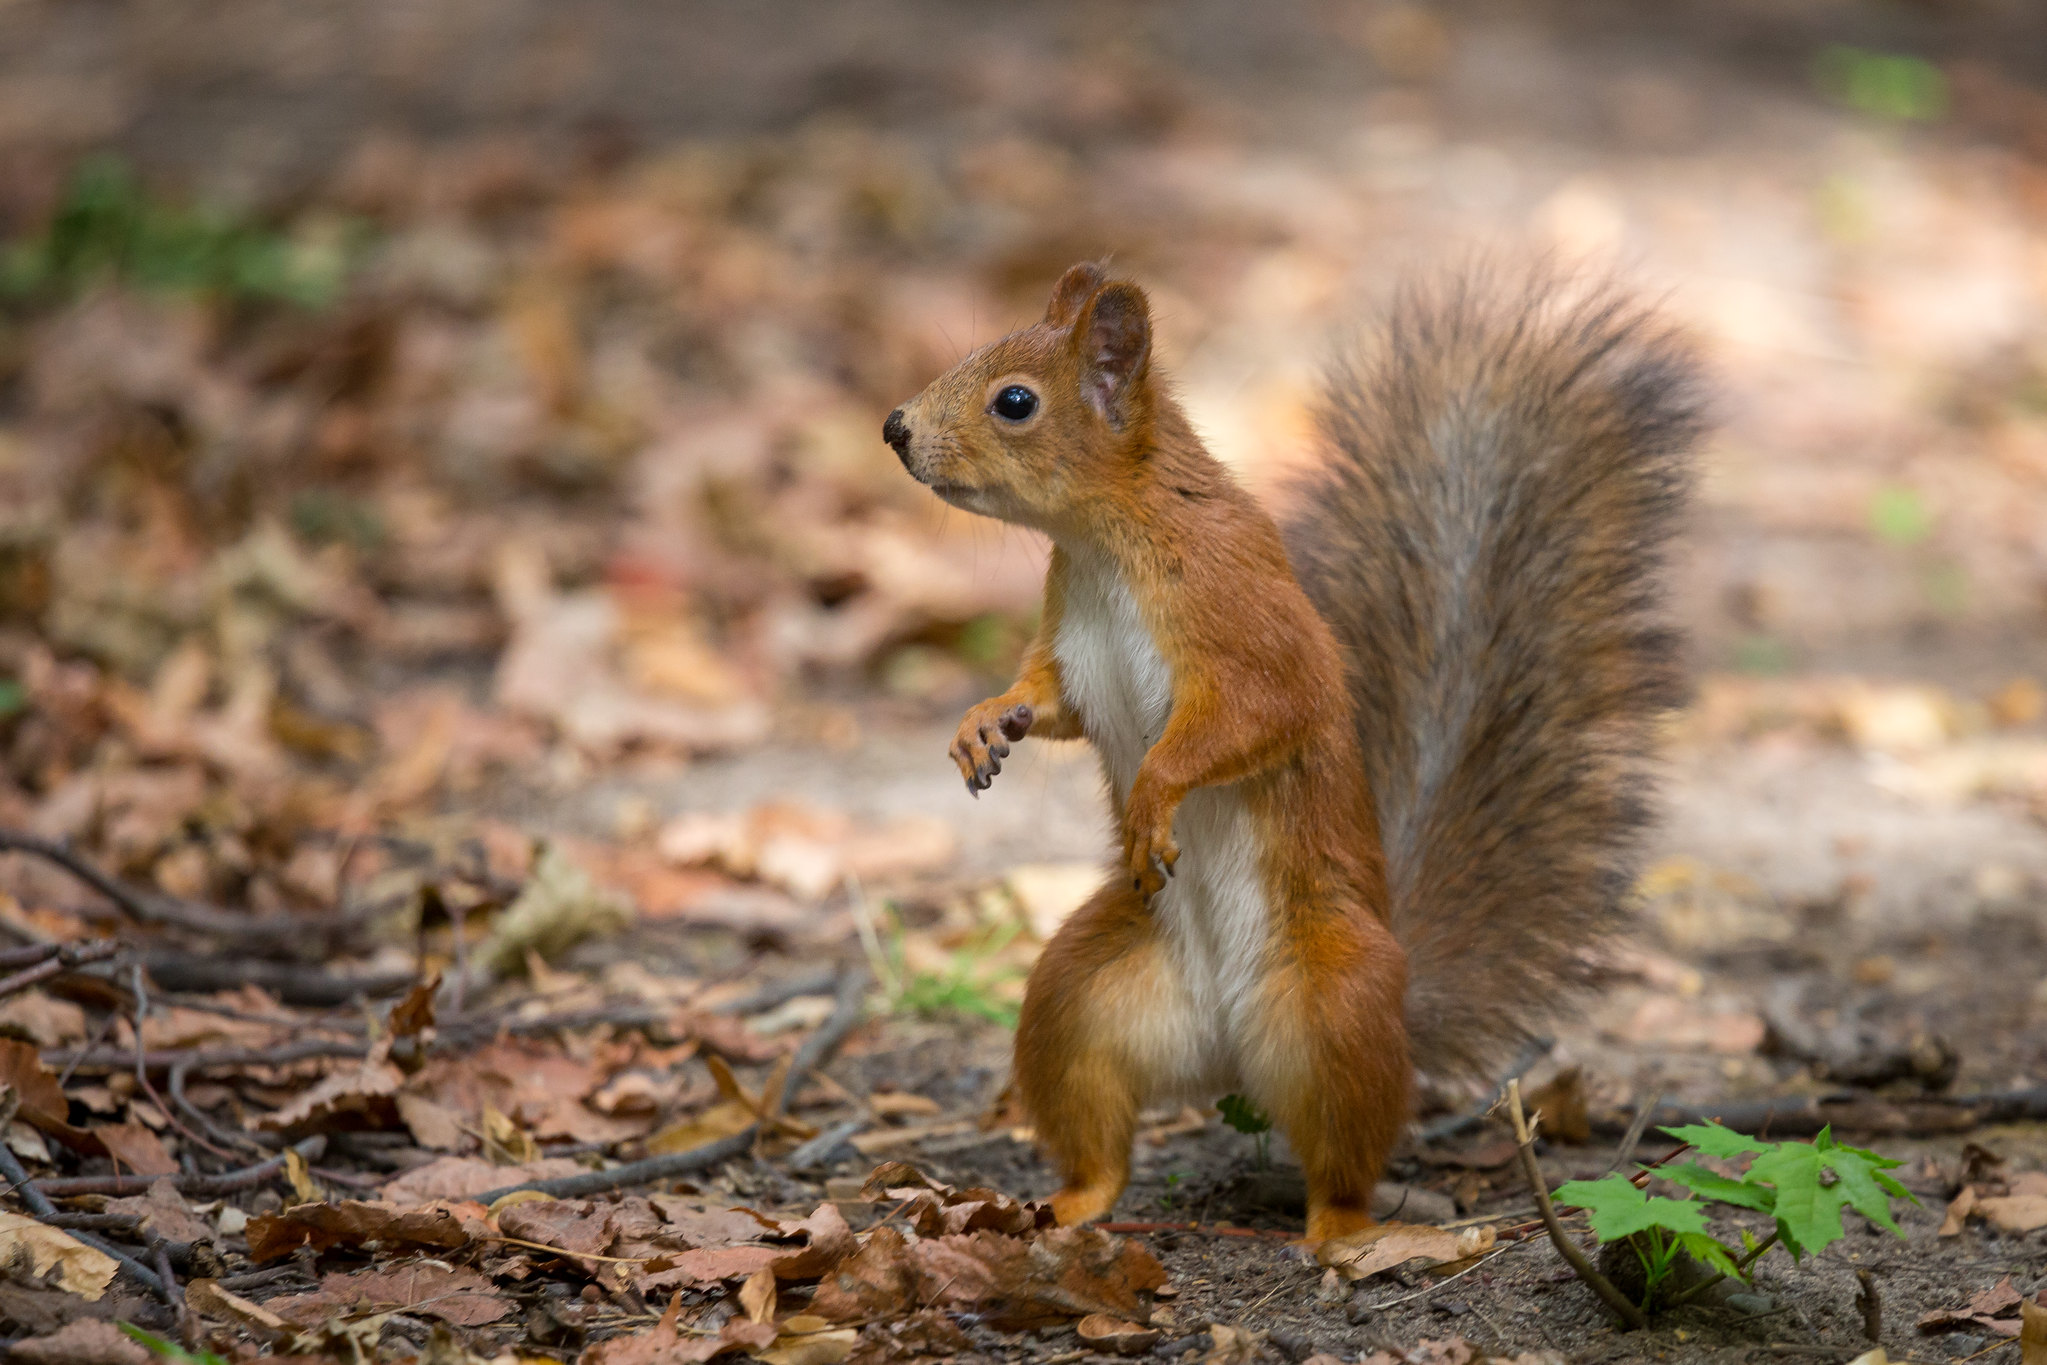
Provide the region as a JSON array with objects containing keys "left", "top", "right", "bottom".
[
  {"left": 1077, "top": 1313, "right": 1162, "bottom": 1355},
  {"left": 394, "top": 1093, "right": 466, "bottom": 1151},
  {"left": 246, "top": 1199, "right": 478, "bottom": 1262},
  {"left": 8, "top": 1320, "right": 151, "bottom": 1365},
  {"left": 812, "top": 1224, "right": 1166, "bottom": 1329},
  {"left": 269, "top": 1265, "right": 512, "bottom": 1329},
  {"left": 1202, "top": 1325, "right": 1264, "bottom": 1365},
  {"left": 1919, "top": 1277, "right": 2032, "bottom": 1336},
  {"left": 252, "top": 1046, "right": 405, "bottom": 1134},
  {"left": 1318, "top": 1223, "right": 1495, "bottom": 1283},
  {"left": 740, "top": 1266, "right": 777, "bottom": 1324},
  {"left": 579, "top": 1315, "right": 777, "bottom": 1365},
  {"left": 0, "top": 1212, "right": 118, "bottom": 1301},
  {"left": 1522, "top": 1067, "right": 1591, "bottom": 1145},
  {"left": 106, "top": 1179, "right": 212, "bottom": 1245},
  {"left": 841, "top": 1310, "right": 970, "bottom": 1365},
  {"left": 185, "top": 1278, "right": 295, "bottom": 1345},
  {"left": 0, "top": 1039, "right": 70, "bottom": 1129},
  {"left": 379, "top": 1155, "right": 584, "bottom": 1203},
  {"left": 498, "top": 1199, "right": 617, "bottom": 1259},
  {"left": 91, "top": 1123, "right": 177, "bottom": 1177},
  {"left": 2023, "top": 1298, "right": 2047, "bottom": 1365},
  {"left": 386, "top": 976, "right": 439, "bottom": 1040}
]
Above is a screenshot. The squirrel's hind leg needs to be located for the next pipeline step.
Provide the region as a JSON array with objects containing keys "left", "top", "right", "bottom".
[
  {"left": 1248, "top": 911, "right": 1411, "bottom": 1245},
  {"left": 1014, "top": 879, "right": 1205, "bottom": 1227}
]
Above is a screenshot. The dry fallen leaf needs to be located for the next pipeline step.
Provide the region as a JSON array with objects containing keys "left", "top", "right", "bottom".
[
  {"left": 2022, "top": 1298, "right": 2047, "bottom": 1365},
  {"left": 246, "top": 1199, "right": 481, "bottom": 1262},
  {"left": 1918, "top": 1277, "right": 2038, "bottom": 1337},
  {"left": 269, "top": 1264, "right": 513, "bottom": 1329},
  {"left": 0, "top": 1212, "right": 118, "bottom": 1301},
  {"left": 1317, "top": 1223, "right": 1495, "bottom": 1283},
  {"left": 7, "top": 1320, "right": 152, "bottom": 1365},
  {"left": 1077, "top": 1313, "right": 1161, "bottom": 1355}
]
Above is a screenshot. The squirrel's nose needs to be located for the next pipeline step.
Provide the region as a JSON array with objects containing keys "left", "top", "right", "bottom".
[{"left": 882, "top": 408, "right": 910, "bottom": 463}]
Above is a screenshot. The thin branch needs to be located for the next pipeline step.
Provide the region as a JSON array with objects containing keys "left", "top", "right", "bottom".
[
  {"left": 1506, "top": 1078, "right": 1647, "bottom": 1331},
  {"left": 466, "top": 1125, "right": 758, "bottom": 1204},
  {"left": 0, "top": 938, "right": 118, "bottom": 999},
  {"left": 30, "top": 1135, "right": 326, "bottom": 1198}
]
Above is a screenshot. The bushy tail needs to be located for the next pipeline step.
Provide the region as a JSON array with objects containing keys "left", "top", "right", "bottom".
[{"left": 1283, "top": 265, "right": 1707, "bottom": 1085}]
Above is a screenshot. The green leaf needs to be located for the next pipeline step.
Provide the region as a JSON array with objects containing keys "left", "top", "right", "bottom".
[
  {"left": 120, "top": 1325, "right": 229, "bottom": 1365},
  {"left": 1659, "top": 1161, "right": 1776, "bottom": 1214},
  {"left": 1660, "top": 1122, "right": 1770, "bottom": 1159},
  {"left": 1819, "top": 1144, "right": 1912, "bottom": 1238},
  {"left": 1217, "top": 1093, "right": 1270, "bottom": 1136},
  {"left": 1553, "top": 1174, "right": 1708, "bottom": 1241},
  {"left": 1745, "top": 1142, "right": 1850, "bottom": 1259},
  {"left": 1677, "top": 1230, "right": 1743, "bottom": 1281}
]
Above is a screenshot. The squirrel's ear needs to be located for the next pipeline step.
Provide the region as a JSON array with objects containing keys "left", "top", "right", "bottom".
[
  {"left": 1045, "top": 262, "right": 1108, "bottom": 327},
  {"left": 1074, "top": 281, "right": 1151, "bottom": 426}
]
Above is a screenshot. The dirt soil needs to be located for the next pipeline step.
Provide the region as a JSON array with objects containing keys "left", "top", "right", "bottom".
[{"left": 0, "top": 1, "right": 2043, "bottom": 1363}]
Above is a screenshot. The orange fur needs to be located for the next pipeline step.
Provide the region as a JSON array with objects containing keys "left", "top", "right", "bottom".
[
  {"left": 887, "top": 263, "right": 1408, "bottom": 1239},
  {"left": 884, "top": 260, "right": 1699, "bottom": 1244}
]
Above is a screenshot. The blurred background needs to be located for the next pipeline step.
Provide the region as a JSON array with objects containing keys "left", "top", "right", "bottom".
[{"left": 0, "top": 0, "right": 2045, "bottom": 1197}]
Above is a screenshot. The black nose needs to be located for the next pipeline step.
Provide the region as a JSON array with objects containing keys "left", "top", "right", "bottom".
[{"left": 882, "top": 408, "right": 910, "bottom": 462}]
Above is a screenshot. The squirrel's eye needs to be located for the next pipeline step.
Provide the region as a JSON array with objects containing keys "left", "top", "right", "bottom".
[{"left": 991, "top": 385, "right": 1039, "bottom": 422}]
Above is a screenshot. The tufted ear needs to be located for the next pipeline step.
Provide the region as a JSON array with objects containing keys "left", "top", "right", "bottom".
[
  {"left": 1044, "top": 261, "right": 1108, "bottom": 328},
  {"left": 1073, "top": 281, "right": 1152, "bottom": 426}
]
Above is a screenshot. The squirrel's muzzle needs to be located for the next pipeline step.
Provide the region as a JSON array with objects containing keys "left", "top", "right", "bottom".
[{"left": 882, "top": 408, "right": 911, "bottom": 466}]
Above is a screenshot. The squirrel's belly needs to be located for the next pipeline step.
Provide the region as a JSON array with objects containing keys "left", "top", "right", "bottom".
[{"left": 1053, "top": 552, "right": 1271, "bottom": 1086}]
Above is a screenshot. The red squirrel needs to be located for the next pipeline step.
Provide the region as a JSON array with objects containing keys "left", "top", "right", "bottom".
[{"left": 881, "top": 261, "right": 1703, "bottom": 1243}]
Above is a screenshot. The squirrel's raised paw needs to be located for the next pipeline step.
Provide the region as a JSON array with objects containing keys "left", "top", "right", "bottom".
[
  {"left": 949, "top": 700, "right": 1034, "bottom": 796},
  {"left": 1122, "top": 805, "right": 1180, "bottom": 904}
]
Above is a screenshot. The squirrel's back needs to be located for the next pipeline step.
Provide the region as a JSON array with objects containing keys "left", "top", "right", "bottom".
[{"left": 1283, "top": 265, "right": 1707, "bottom": 1086}]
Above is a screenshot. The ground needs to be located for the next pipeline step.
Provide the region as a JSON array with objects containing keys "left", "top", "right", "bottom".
[{"left": 0, "top": 1, "right": 2042, "bottom": 1362}]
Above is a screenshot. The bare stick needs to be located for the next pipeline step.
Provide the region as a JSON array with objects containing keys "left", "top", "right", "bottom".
[
  {"left": 466, "top": 1125, "right": 758, "bottom": 1204},
  {"left": 31, "top": 1135, "right": 326, "bottom": 1198},
  {"left": 0, "top": 939, "right": 118, "bottom": 999},
  {"left": 1507, "top": 1078, "right": 1646, "bottom": 1331},
  {"left": 1603, "top": 1090, "right": 1665, "bottom": 1176},
  {"left": 1418, "top": 1035, "right": 1554, "bottom": 1143},
  {"left": 0, "top": 829, "right": 348, "bottom": 950},
  {"left": 1855, "top": 1268, "right": 1881, "bottom": 1345}
]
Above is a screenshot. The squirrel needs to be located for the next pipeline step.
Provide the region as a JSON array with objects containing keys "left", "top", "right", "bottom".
[{"left": 881, "top": 259, "right": 1705, "bottom": 1244}]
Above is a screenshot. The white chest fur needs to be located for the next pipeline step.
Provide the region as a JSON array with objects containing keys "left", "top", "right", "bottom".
[{"left": 1051, "top": 548, "right": 1272, "bottom": 1096}]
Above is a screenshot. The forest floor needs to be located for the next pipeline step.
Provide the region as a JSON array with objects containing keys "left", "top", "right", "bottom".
[{"left": 0, "top": 1, "right": 2043, "bottom": 1362}]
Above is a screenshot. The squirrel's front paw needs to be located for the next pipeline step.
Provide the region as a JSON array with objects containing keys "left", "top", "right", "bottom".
[
  {"left": 949, "top": 701, "right": 1034, "bottom": 796},
  {"left": 1122, "top": 799, "right": 1180, "bottom": 902}
]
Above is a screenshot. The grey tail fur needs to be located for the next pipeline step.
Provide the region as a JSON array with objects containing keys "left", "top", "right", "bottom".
[{"left": 1283, "top": 264, "right": 1708, "bottom": 1085}]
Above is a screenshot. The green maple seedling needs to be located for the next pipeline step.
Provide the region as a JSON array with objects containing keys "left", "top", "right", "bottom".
[{"left": 1552, "top": 1122, "right": 1914, "bottom": 1312}]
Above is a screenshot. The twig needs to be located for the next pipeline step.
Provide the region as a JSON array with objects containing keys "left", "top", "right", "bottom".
[
  {"left": 151, "top": 1235, "right": 190, "bottom": 1345},
  {"left": 465, "top": 1126, "right": 758, "bottom": 1204},
  {"left": 707, "top": 965, "right": 844, "bottom": 1018},
  {"left": 1357, "top": 1241, "right": 1522, "bottom": 1312},
  {"left": 1603, "top": 1090, "right": 1664, "bottom": 1175},
  {"left": 0, "top": 829, "right": 268, "bottom": 941},
  {"left": 1418, "top": 1035, "right": 1554, "bottom": 1143},
  {"left": 42, "top": 1036, "right": 367, "bottom": 1074},
  {"left": 0, "top": 939, "right": 118, "bottom": 999},
  {"left": 30, "top": 1135, "right": 326, "bottom": 1198},
  {"left": 784, "top": 966, "right": 868, "bottom": 1097},
  {"left": 141, "top": 952, "right": 417, "bottom": 1005},
  {"left": 1855, "top": 1268, "right": 1881, "bottom": 1345},
  {"left": 1506, "top": 1078, "right": 1646, "bottom": 1330},
  {"left": 169, "top": 1062, "right": 277, "bottom": 1155}
]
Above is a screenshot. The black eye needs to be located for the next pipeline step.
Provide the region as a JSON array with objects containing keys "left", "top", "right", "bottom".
[{"left": 992, "top": 385, "right": 1038, "bottom": 421}]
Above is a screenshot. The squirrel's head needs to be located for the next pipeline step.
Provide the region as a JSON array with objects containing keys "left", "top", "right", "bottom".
[{"left": 883, "top": 261, "right": 1154, "bottom": 530}]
